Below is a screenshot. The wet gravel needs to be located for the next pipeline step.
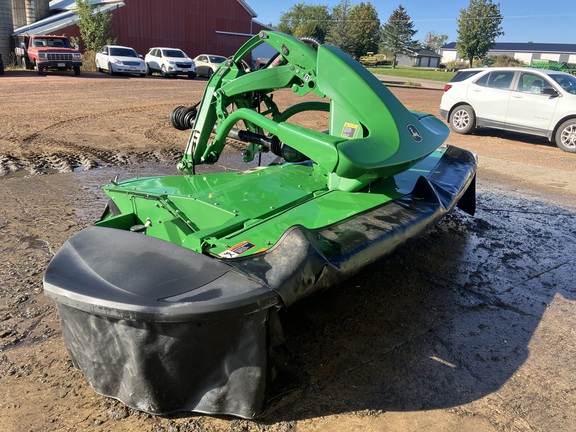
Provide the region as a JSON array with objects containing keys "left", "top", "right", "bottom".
[{"left": 0, "top": 71, "right": 575, "bottom": 431}]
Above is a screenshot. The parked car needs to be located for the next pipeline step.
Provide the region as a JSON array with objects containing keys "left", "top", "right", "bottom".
[
  {"left": 145, "top": 48, "right": 196, "bottom": 78},
  {"left": 95, "top": 45, "right": 146, "bottom": 77},
  {"left": 0, "top": 52, "right": 4, "bottom": 76},
  {"left": 440, "top": 67, "right": 576, "bottom": 153},
  {"left": 192, "top": 54, "right": 226, "bottom": 77}
]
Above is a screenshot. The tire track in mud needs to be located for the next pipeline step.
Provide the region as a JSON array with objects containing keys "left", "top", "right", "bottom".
[
  {"left": 1, "top": 102, "right": 184, "bottom": 176},
  {"left": 19, "top": 104, "right": 167, "bottom": 142},
  {"left": 0, "top": 139, "right": 183, "bottom": 176}
]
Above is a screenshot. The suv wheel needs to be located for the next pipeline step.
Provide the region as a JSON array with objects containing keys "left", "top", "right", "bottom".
[
  {"left": 555, "top": 119, "right": 576, "bottom": 153},
  {"left": 449, "top": 105, "right": 475, "bottom": 134},
  {"left": 161, "top": 65, "right": 169, "bottom": 78}
]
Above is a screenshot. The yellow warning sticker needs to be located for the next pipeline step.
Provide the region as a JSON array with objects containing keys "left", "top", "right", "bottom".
[{"left": 341, "top": 122, "right": 358, "bottom": 138}]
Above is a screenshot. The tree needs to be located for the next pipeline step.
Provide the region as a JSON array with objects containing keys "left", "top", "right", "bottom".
[
  {"left": 325, "top": 0, "right": 356, "bottom": 56},
  {"left": 456, "top": 0, "right": 504, "bottom": 67},
  {"left": 380, "top": 4, "right": 418, "bottom": 68},
  {"left": 422, "top": 31, "right": 448, "bottom": 53},
  {"left": 276, "top": 3, "right": 332, "bottom": 42},
  {"left": 74, "top": 0, "right": 115, "bottom": 52},
  {"left": 482, "top": 54, "right": 525, "bottom": 67},
  {"left": 349, "top": 2, "right": 380, "bottom": 58}
]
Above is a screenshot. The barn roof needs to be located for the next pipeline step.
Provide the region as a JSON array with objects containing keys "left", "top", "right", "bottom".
[
  {"left": 49, "top": 0, "right": 120, "bottom": 10},
  {"left": 13, "top": 2, "right": 125, "bottom": 36},
  {"left": 416, "top": 49, "right": 441, "bottom": 58},
  {"left": 15, "top": 0, "right": 258, "bottom": 37},
  {"left": 49, "top": 0, "right": 257, "bottom": 16}
]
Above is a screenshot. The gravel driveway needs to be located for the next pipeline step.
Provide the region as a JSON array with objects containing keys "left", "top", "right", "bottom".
[{"left": 0, "top": 71, "right": 575, "bottom": 432}]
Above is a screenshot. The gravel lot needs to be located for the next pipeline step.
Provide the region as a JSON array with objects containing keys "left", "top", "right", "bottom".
[{"left": 0, "top": 70, "right": 575, "bottom": 432}]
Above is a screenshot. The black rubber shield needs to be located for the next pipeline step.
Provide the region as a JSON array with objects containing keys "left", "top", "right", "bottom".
[{"left": 42, "top": 145, "right": 476, "bottom": 418}]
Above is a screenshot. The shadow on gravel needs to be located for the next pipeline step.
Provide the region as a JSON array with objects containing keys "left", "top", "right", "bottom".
[
  {"left": 260, "top": 189, "right": 576, "bottom": 421},
  {"left": 467, "top": 128, "right": 558, "bottom": 149},
  {"left": 64, "top": 165, "right": 575, "bottom": 425}
]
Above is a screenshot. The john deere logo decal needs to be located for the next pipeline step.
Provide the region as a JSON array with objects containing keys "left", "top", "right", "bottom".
[{"left": 407, "top": 124, "right": 423, "bottom": 142}]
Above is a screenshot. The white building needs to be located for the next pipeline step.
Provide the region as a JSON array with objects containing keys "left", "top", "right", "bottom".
[
  {"left": 396, "top": 48, "right": 442, "bottom": 68},
  {"left": 439, "top": 42, "right": 576, "bottom": 65}
]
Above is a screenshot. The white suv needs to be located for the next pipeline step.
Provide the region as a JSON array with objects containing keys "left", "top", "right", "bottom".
[
  {"left": 144, "top": 47, "right": 196, "bottom": 79},
  {"left": 440, "top": 67, "right": 576, "bottom": 153}
]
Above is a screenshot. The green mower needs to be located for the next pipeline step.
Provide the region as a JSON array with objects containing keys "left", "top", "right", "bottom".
[{"left": 43, "top": 31, "right": 477, "bottom": 419}]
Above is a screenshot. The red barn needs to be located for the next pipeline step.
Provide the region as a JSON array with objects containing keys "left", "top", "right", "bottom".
[
  {"left": 12, "top": 0, "right": 271, "bottom": 59},
  {"left": 108, "top": 0, "right": 269, "bottom": 57}
]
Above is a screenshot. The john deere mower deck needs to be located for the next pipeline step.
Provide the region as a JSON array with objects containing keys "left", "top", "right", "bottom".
[{"left": 43, "top": 31, "right": 477, "bottom": 419}]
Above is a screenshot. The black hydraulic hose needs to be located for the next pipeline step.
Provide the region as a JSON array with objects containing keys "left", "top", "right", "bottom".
[
  {"left": 170, "top": 105, "right": 309, "bottom": 163},
  {"left": 169, "top": 102, "right": 200, "bottom": 130}
]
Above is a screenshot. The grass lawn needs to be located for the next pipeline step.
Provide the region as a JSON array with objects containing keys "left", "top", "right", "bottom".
[{"left": 367, "top": 66, "right": 457, "bottom": 83}]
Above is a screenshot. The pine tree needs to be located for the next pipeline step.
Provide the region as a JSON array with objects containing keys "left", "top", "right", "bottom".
[
  {"left": 326, "top": 0, "right": 356, "bottom": 56},
  {"left": 380, "top": 5, "right": 418, "bottom": 69}
]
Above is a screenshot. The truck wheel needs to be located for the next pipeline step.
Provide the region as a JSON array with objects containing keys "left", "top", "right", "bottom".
[
  {"left": 73, "top": 66, "right": 81, "bottom": 76},
  {"left": 37, "top": 65, "right": 44, "bottom": 75}
]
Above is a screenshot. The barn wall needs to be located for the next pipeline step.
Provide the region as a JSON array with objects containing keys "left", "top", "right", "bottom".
[{"left": 109, "top": 0, "right": 257, "bottom": 57}]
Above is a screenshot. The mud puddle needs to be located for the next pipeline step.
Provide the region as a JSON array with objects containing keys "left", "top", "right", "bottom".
[{"left": 1, "top": 161, "right": 575, "bottom": 431}]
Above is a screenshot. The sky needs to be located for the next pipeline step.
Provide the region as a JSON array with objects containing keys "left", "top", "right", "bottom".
[{"left": 246, "top": 0, "right": 576, "bottom": 45}]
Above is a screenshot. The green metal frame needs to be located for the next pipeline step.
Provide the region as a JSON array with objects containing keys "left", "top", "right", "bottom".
[
  {"left": 97, "top": 30, "right": 452, "bottom": 258},
  {"left": 178, "top": 31, "right": 448, "bottom": 189}
]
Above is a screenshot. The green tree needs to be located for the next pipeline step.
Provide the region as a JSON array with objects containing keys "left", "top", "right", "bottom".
[
  {"left": 456, "top": 0, "right": 504, "bottom": 67},
  {"left": 422, "top": 31, "right": 448, "bottom": 53},
  {"left": 325, "top": 0, "right": 356, "bottom": 56},
  {"left": 276, "top": 3, "right": 332, "bottom": 42},
  {"left": 482, "top": 54, "right": 525, "bottom": 67},
  {"left": 380, "top": 4, "right": 418, "bottom": 68},
  {"left": 74, "top": 0, "right": 115, "bottom": 52},
  {"left": 349, "top": 2, "right": 380, "bottom": 58}
]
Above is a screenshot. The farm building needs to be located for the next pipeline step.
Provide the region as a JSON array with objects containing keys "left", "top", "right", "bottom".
[
  {"left": 396, "top": 48, "right": 442, "bottom": 68},
  {"left": 1, "top": 0, "right": 271, "bottom": 64},
  {"left": 439, "top": 42, "right": 576, "bottom": 66}
]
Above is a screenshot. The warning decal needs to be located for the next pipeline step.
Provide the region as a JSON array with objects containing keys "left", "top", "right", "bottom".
[
  {"left": 219, "top": 241, "right": 256, "bottom": 258},
  {"left": 341, "top": 123, "right": 358, "bottom": 138}
]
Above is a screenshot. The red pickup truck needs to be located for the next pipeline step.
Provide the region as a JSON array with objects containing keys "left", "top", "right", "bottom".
[{"left": 15, "top": 34, "right": 82, "bottom": 75}]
